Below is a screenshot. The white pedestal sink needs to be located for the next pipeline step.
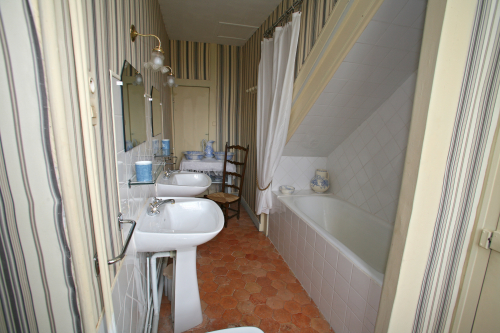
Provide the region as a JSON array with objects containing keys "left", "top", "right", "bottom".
[
  {"left": 134, "top": 197, "right": 224, "bottom": 333},
  {"left": 156, "top": 171, "right": 211, "bottom": 197}
]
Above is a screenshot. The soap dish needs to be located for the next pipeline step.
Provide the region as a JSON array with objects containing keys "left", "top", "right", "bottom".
[{"left": 279, "top": 185, "right": 295, "bottom": 195}]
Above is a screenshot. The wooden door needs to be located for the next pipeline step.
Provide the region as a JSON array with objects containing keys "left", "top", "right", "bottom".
[{"left": 173, "top": 86, "right": 210, "bottom": 156}]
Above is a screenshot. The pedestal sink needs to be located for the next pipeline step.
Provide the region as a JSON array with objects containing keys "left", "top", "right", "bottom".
[
  {"left": 156, "top": 171, "right": 211, "bottom": 197},
  {"left": 134, "top": 197, "right": 224, "bottom": 333}
]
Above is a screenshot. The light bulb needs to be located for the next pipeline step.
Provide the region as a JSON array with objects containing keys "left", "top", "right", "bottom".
[
  {"left": 152, "top": 51, "right": 164, "bottom": 66},
  {"left": 144, "top": 51, "right": 165, "bottom": 72},
  {"left": 132, "top": 72, "right": 143, "bottom": 85},
  {"left": 166, "top": 74, "right": 175, "bottom": 87}
]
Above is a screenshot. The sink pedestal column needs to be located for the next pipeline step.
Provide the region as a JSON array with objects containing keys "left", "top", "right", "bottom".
[{"left": 173, "top": 247, "right": 202, "bottom": 333}]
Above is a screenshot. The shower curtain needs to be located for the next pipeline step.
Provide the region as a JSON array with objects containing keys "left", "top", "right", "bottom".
[{"left": 256, "top": 12, "right": 301, "bottom": 215}]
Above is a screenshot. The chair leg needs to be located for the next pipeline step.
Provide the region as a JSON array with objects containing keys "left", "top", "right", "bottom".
[
  {"left": 237, "top": 200, "right": 241, "bottom": 220},
  {"left": 224, "top": 202, "right": 229, "bottom": 228}
]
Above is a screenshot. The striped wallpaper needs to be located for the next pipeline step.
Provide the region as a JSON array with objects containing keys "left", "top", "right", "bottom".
[
  {"left": 1, "top": 0, "right": 173, "bottom": 331},
  {"left": 168, "top": 41, "right": 241, "bottom": 152},
  {"left": 170, "top": 40, "right": 210, "bottom": 80},
  {"left": 240, "top": 0, "right": 338, "bottom": 213},
  {"left": 0, "top": 1, "right": 83, "bottom": 331},
  {"left": 217, "top": 45, "right": 241, "bottom": 151}
]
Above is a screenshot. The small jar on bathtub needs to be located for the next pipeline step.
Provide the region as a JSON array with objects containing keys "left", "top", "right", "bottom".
[{"left": 310, "top": 169, "right": 329, "bottom": 193}]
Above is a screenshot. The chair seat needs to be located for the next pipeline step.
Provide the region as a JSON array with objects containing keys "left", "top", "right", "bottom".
[{"left": 206, "top": 192, "right": 239, "bottom": 203}]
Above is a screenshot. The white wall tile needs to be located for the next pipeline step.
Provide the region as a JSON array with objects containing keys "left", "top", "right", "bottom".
[
  {"left": 284, "top": 0, "right": 426, "bottom": 160},
  {"left": 337, "top": 253, "right": 353, "bottom": 282},
  {"left": 111, "top": 83, "right": 160, "bottom": 333},
  {"left": 348, "top": 287, "right": 367, "bottom": 320},
  {"left": 348, "top": 310, "right": 364, "bottom": 333},
  {"left": 313, "top": 251, "right": 325, "bottom": 274},
  {"left": 364, "top": 304, "right": 378, "bottom": 326},
  {"left": 272, "top": 156, "right": 327, "bottom": 191},
  {"left": 363, "top": 319, "right": 375, "bottom": 333},
  {"left": 367, "top": 280, "right": 382, "bottom": 311},
  {"left": 351, "top": 266, "right": 370, "bottom": 299},
  {"left": 334, "top": 274, "right": 350, "bottom": 303},
  {"left": 326, "top": 74, "right": 416, "bottom": 223}
]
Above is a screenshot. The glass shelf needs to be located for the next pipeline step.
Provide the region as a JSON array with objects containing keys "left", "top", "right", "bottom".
[
  {"left": 128, "top": 163, "right": 164, "bottom": 187},
  {"left": 154, "top": 152, "right": 174, "bottom": 158}
]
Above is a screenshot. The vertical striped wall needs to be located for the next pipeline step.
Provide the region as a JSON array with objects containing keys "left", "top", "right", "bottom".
[
  {"left": 0, "top": 1, "right": 82, "bottom": 331},
  {"left": 240, "top": 0, "right": 338, "bottom": 213},
  {"left": 170, "top": 40, "right": 210, "bottom": 80},
  {"left": 169, "top": 41, "right": 241, "bottom": 151},
  {"left": 217, "top": 45, "right": 241, "bottom": 151},
  {"left": 413, "top": 0, "right": 500, "bottom": 330}
]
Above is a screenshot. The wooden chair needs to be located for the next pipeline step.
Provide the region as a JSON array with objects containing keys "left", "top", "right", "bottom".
[{"left": 205, "top": 143, "right": 249, "bottom": 228}]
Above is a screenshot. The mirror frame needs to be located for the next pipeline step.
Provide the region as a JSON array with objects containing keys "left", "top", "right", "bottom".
[
  {"left": 120, "top": 60, "right": 147, "bottom": 152},
  {"left": 150, "top": 86, "right": 162, "bottom": 137}
]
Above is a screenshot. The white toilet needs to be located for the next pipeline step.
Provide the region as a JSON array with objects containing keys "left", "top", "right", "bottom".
[{"left": 210, "top": 328, "right": 264, "bottom": 333}]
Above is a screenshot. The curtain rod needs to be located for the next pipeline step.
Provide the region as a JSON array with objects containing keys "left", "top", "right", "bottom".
[{"left": 263, "top": 0, "right": 303, "bottom": 38}]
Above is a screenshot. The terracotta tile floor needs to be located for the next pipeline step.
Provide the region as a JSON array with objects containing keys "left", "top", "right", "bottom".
[{"left": 158, "top": 209, "right": 334, "bottom": 333}]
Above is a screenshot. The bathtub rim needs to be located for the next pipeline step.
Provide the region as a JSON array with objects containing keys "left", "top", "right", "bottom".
[{"left": 274, "top": 192, "right": 389, "bottom": 286}]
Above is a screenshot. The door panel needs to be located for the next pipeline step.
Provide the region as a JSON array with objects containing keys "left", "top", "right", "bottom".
[
  {"left": 472, "top": 223, "right": 500, "bottom": 332},
  {"left": 173, "top": 86, "right": 210, "bottom": 156}
]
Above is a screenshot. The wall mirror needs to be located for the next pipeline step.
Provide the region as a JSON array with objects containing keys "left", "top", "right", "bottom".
[
  {"left": 121, "top": 61, "right": 147, "bottom": 151},
  {"left": 151, "top": 87, "right": 162, "bottom": 137}
]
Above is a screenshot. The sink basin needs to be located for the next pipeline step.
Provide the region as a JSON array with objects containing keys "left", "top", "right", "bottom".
[
  {"left": 156, "top": 171, "right": 211, "bottom": 197},
  {"left": 134, "top": 197, "right": 223, "bottom": 252},
  {"left": 134, "top": 197, "right": 224, "bottom": 333}
]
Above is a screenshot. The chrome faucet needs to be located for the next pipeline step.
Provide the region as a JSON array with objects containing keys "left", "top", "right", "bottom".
[
  {"left": 148, "top": 197, "right": 175, "bottom": 216},
  {"left": 163, "top": 169, "right": 174, "bottom": 179}
]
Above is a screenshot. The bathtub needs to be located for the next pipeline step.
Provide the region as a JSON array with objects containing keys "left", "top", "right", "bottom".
[
  {"left": 269, "top": 192, "right": 393, "bottom": 333},
  {"left": 278, "top": 194, "right": 392, "bottom": 284}
]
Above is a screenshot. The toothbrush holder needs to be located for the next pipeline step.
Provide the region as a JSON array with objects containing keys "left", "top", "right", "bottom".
[{"left": 135, "top": 161, "right": 153, "bottom": 182}]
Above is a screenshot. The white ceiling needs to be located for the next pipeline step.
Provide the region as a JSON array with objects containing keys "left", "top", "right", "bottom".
[
  {"left": 158, "top": 0, "right": 284, "bottom": 46},
  {"left": 283, "top": 0, "right": 427, "bottom": 157}
]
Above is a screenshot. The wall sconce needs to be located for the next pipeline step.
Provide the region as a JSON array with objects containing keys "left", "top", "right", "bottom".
[{"left": 130, "top": 25, "right": 176, "bottom": 87}]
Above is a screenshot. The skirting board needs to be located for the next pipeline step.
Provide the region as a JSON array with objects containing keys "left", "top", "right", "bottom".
[{"left": 241, "top": 197, "right": 260, "bottom": 229}]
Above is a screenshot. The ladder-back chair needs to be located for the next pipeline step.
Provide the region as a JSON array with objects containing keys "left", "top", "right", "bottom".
[{"left": 206, "top": 143, "right": 249, "bottom": 228}]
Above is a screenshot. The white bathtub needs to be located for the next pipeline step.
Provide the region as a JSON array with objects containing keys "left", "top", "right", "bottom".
[
  {"left": 269, "top": 192, "right": 393, "bottom": 332},
  {"left": 278, "top": 194, "right": 393, "bottom": 284}
]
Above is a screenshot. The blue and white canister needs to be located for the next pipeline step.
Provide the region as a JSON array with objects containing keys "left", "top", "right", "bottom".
[
  {"left": 162, "top": 139, "right": 170, "bottom": 156},
  {"left": 310, "top": 169, "right": 329, "bottom": 193},
  {"left": 135, "top": 161, "right": 153, "bottom": 182},
  {"left": 152, "top": 139, "right": 159, "bottom": 154}
]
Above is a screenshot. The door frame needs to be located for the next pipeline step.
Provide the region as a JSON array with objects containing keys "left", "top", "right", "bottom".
[
  {"left": 451, "top": 121, "right": 500, "bottom": 332},
  {"left": 171, "top": 80, "right": 217, "bottom": 156},
  {"left": 170, "top": 44, "right": 218, "bottom": 158},
  {"left": 65, "top": 0, "right": 117, "bottom": 331}
]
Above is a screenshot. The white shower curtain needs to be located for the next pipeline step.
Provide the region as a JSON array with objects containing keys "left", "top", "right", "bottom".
[{"left": 256, "top": 12, "right": 301, "bottom": 215}]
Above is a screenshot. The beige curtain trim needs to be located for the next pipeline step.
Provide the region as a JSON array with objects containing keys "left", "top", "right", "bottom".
[{"left": 256, "top": 176, "right": 272, "bottom": 191}]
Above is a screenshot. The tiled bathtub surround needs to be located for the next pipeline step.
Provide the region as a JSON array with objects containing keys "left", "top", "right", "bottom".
[
  {"left": 327, "top": 73, "right": 416, "bottom": 224},
  {"left": 272, "top": 156, "right": 327, "bottom": 191},
  {"left": 269, "top": 193, "right": 382, "bottom": 333}
]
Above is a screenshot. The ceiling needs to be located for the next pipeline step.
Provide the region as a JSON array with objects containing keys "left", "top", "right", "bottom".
[
  {"left": 158, "top": 0, "right": 284, "bottom": 46},
  {"left": 283, "top": 0, "right": 427, "bottom": 157}
]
